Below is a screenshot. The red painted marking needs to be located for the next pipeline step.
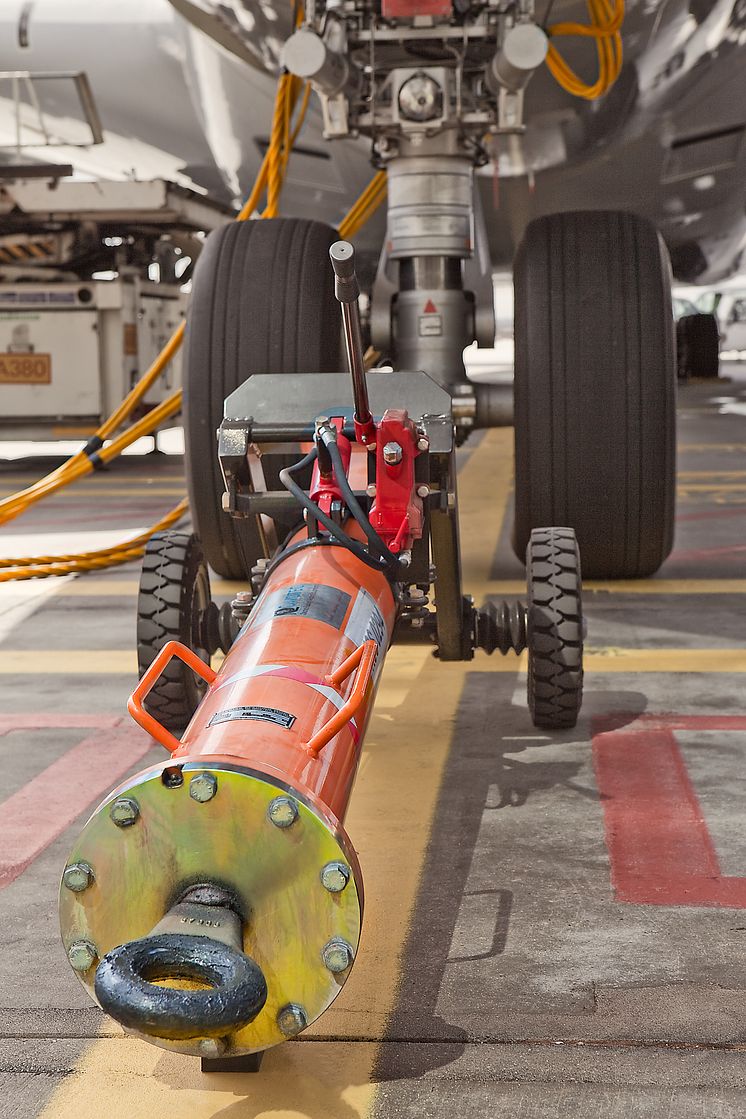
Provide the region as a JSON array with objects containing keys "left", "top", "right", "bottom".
[
  {"left": 0, "top": 714, "right": 120, "bottom": 731},
  {"left": 669, "top": 543, "right": 746, "bottom": 562},
  {"left": 593, "top": 715, "right": 746, "bottom": 908},
  {"left": 0, "top": 717, "right": 154, "bottom": 889},
  {"left": 423, "top": 299, "right": 438, "bottom": 314}
]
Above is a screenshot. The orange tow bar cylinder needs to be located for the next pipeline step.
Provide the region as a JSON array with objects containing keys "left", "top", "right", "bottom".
[{"left": 59, "top": 525, "right": 396, "bottom": 1056}]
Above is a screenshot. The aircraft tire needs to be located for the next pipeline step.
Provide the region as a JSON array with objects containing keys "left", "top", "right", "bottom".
[
  {"left": 184, "top": 218, "right": 341, "bottom": 579},
  {"left": 512, "top": 210, "right": 676, "bottom": 579},
  {"left": 676, "top": 312, "right": 720, "bottom": 380}
]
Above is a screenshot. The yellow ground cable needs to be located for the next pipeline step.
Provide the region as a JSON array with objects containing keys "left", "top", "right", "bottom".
[
  {"left": 0, "top": 73, "right": 303, "bottom": 526},
  {"left": 0, "top": 393, "right": 183, "bottom": 526},
  {"left": 0, "top": 499, "right": 188, "bottom": 569},
  {"left": 546, "top": 0, "right": 624, "bottom": 100},
  {"left": 0, "top": 163, "right": 383, "bottom": 537},
  {"left": 1, "top": 70, "right": 386, "bottom": 576},
  {"left": 1, "top": 321, "right": 188, "bottom": 514},
  {"left": 341, "top": 171, "right": 386, "bottom": 225},
  {"left": 0, "top": 78, "right": 299, "bottom": 520},
  {"left": 0, "top": 499, "right": 189, "bottom": 581},
  {"left": 339, "top": 172, "right": 387, "bottom": 239}
]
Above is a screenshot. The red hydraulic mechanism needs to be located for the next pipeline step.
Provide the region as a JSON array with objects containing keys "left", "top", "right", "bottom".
[{"left": 58, "top": 239, "right": 584, "bottom": 1071}]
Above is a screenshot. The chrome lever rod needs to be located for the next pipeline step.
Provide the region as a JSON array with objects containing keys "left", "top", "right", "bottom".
[{"left": 329, "top": 240, "right": 374, "bottom": 442}]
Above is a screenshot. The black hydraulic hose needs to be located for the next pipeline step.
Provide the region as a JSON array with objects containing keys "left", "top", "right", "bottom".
[
  {"left": 279, "top": 448, "right": 398, "bottom": 577},
  {"left": 324, "top": 436, "right": 400, "bottom": 568}
]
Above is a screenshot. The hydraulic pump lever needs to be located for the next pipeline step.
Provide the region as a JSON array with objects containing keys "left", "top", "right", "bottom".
[{"left": 329, "top": 240, "right": 376, "bottom": 446}]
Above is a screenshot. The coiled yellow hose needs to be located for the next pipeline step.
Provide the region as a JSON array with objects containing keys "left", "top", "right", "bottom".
[
  {"left": 546, "top": 0, "right": 624, "bottom": 100},
  {"left": 2, "top": 66, "right": 387, "bottom": 580}
]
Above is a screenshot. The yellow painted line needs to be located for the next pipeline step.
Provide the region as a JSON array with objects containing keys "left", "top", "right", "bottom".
[
  {"left": 459, "top": 428, "right": 513, "bottom": 603},
  {"left": 4, "top": 646, "right": 746, "bottom": 676},
  {"left": 487, "top": 580, "right": 746, "bottom": 596},
  {"left": 0, "top": 650, "right": 136, "bottom": 674},
  {"left": 0, "top": 650, "right": 228, "bottom": 675},
  {"left": 56, "top": 579, "right": 244, "bottom": 597},
  {"left": 677, "top": 483, "right": 746, "bottom": 491},
  {"left": 48, "top": 580, "right": 147, "bottom": 596},
  {"left": 679, "top": 444, "right": 746, "bottom": 452},
  {"left": 56, "top": 577, "right": 746, "bottom": 598},
  {"left": 677, "top": 471, "right": 746, "bottom": 478}
]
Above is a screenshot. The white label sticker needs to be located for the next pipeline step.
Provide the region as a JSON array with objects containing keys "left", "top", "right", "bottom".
[
  {"left": 419, "top": 315, "right": 442, "bottom": 337},
  {"left": 344, "top": 588, "right": 388, "bottom": 680}
]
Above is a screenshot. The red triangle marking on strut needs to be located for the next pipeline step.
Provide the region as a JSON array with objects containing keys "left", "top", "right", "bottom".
[{"left": 423, "top": 299, "right": 438, "bottom": 313}]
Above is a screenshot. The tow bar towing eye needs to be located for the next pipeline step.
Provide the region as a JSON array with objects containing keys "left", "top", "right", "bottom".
[{"left": 93, "top": 887, "right": 267, "bottom": 1041}]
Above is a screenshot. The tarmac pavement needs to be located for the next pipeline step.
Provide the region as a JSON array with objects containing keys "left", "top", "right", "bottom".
[{"left": 1, "top": 367, "right": 745, "bottom": 1117}]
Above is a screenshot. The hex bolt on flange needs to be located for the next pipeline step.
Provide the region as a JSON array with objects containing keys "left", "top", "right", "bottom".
[
  {"left": 320, "top": 861, "right": 350, "bottom": 893},
  {"left": 62, "top": 861, "right": 94, "bottom": 893},
  {"left": 109, "top": 796, "right": 140, "bottom": 828},
  {"left": 322, "top": 938, "right": 354, "bottom": 974},
  {"left": 277, "top": 1003, "right": 307, "bottom": 1036},
  {"left": 197, "top": 1037, "right": 228, "bottom": 1058},
  {"left": 189, "top": 773, "right": 218, "bottom": 804},
  {"left": 68, "top": 939, "right": 98, "bottom": 973},
  {"left": 383, "top": 441, "right": 403, "bottom": 465},
  {"left": 268, "top": 795, "right": 298, "bottom": 828}
]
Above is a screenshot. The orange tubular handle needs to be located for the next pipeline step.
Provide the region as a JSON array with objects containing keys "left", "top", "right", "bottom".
[
  {"left": 304, "top": 640, "right": 378, "bottom": 759},
  {"left": 128, "top": 640, "right": 216, "bottom": 754}
]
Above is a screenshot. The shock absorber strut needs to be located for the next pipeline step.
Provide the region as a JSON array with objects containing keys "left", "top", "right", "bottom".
[{"left": 387, "top": 147, "right": 476, "bottom": 391}]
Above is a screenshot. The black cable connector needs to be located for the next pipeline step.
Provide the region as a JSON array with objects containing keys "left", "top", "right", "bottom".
[{"left": 82, "top": 435, "right": 106, "bottom": 471}]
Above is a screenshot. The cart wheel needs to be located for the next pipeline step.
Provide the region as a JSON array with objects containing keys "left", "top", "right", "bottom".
[
  {"left": 526, "top": 527, "right": 583, "bottom": 730},
  {"left": 513, "top": 210, "right": 676, "bottom": 579},
  {"left": 184, "top": 218, "right": 341, "bottom": 579},
  {"left": 136, "top": 531, "right": 213, "bottom": 735},
  {"left": 676, "top": 312, "right": 720, "bottom": 380}
]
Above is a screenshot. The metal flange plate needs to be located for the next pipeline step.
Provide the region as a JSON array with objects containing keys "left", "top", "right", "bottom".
[{"left": 59, "top": 761, "right": 363, "bottom": 1056}]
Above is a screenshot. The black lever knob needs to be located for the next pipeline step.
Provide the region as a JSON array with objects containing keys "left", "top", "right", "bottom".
[{"left": 329, "top": 240, "right": 360, "bottom": 303}]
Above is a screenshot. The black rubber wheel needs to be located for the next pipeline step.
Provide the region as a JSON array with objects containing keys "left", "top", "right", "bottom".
[
  {"left": 526, "top": 527, "right": 583, "bottom": 729},
  {"left": 513, "top": 210, "right": 677, "bottom": 579},
  {"left": 136, "top": 531, "right": 212, "bottom": 735},
  {"left": 184, "top": 218, "right": 342, "bottom": 579},
  {"left": 676, "top": 313, "right": 720, "bottom": 380}
]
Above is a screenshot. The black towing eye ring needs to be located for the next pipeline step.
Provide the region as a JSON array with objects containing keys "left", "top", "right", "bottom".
[{"left": 94, "top": 933, "right": 268, "bottom": 1040}]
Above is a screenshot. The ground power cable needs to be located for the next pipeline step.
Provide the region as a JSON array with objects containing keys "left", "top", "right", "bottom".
[{"left": 1, "top": 72, "right": 388, "bottom": 581}]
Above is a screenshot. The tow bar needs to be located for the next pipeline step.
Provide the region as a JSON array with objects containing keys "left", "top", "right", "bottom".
[{"left": 59, "top": 242, "right": 584, "bottom": 1069}]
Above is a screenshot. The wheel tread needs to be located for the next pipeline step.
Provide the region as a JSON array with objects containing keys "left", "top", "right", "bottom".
[{"left": 526, "top": 527, "right": 584, "bottom": 729}]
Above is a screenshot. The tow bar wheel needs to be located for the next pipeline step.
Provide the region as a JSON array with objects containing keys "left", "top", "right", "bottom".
[
  {"left": 136, "top": 531, "right": 213, "bottom": 735},
  {"left": 526, "top": 527, "right": 583, "bottom": 730}
]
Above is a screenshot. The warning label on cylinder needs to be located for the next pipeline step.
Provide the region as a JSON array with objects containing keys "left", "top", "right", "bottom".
[
  {"left": 344, "top": 589, "right": 388, "bottom": 680},
  {"left": 249, "top": 583, "right": 351, "bottom": 632},
  {"left": 208, "top": 706, "right": 296, "bottom": 729}
]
